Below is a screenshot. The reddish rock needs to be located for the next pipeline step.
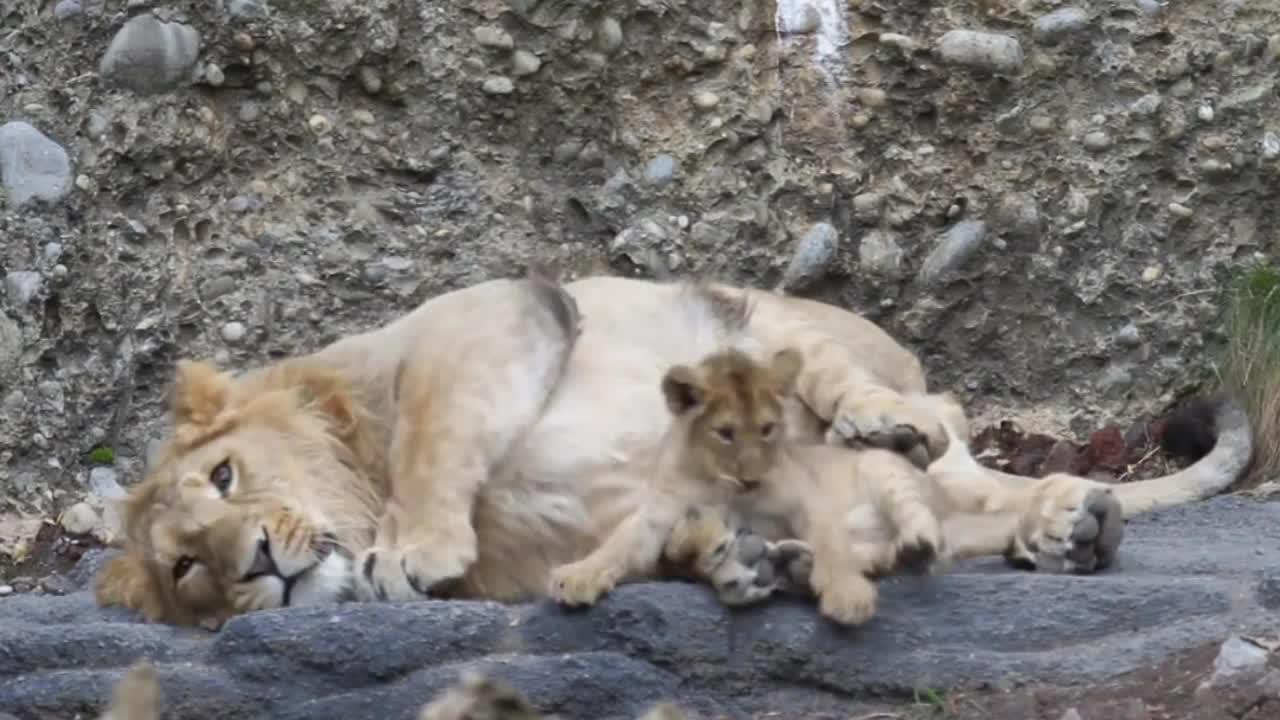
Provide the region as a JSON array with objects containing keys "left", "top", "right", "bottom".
[
  {"left": 1042, "top": 439, "right": 1088, "bottom": 475},
  {"left": 1086, "top": 426, "right": 1129, "bottom": 471}
]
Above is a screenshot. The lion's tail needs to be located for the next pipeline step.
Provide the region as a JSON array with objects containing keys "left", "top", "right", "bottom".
[{"left": 1109, "top": 393, "right": 1254, "bottom": 518}]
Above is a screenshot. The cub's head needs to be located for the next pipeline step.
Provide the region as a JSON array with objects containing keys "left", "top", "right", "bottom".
[
  {"left": 660, "top": 347, "right": 803, "bottom": 490},
  {"left": 94, "top": 359, "right": 385, "bottom": 628}
]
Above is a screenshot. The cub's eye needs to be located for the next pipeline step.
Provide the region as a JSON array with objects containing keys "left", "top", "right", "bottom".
[
  {"left": 210, "top": 460, "right": 234, "bottom": 494},
  {"left": 760, "top": 422, "right": 776, "bottom": 440},
  {"left": 173, "top": 556, "right": 196, "bottom": 582},
  {"left": 715, "top": 427, "right": 735, "bottom": 443}
]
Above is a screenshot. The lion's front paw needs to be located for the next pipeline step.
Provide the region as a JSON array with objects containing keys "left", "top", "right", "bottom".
[
  {"left": 549, "top": 560, "right": 617, "bottom": 607},
  {"left": 354, "top": 542, "right": 475, "bottom": 603},
  {"left": 814, "top": 572, "right": 878, "bottom": 626},
  {"left": 1011, "top": 475, "right": 1124, "bottom": 574},
  {"left": 825, "top": 392, "right": 944, "bottom": 466}
]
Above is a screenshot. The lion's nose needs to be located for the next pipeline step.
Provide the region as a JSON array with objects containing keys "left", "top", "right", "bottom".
[{"left": 312, "top": 532, "right": 344, "bottom": 560}]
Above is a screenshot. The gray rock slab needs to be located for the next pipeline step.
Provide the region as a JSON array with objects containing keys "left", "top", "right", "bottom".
[
  {"left": 1, "top": 495, "right": 1277, "bottom": 719},
  {"left": 0, "top": 121, "right": 72, "bottom": 207}
]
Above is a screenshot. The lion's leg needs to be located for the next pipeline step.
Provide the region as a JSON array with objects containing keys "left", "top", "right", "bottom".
[
  {"left": 929, "top": 453, "right": 1123, "bottom": 574},
  {"left": 937, "top": 511, "right": 1023, "bottom": 562},
  {"left": 548, "top": 502, "right": 676, "bottom": 607},
  {"left": 356, "top": 276, "right": 581, "bottom": 603},
  {"left": 776, "top": 325, "right": 948, "bottom": 466},
  {"left": 662, "top": 504, "right": 814, "bottom": 607}
]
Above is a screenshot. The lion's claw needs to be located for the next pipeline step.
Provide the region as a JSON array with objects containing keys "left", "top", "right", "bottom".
[{"left": 1011, "top": 478, "right": 1124, "bottom": 574}]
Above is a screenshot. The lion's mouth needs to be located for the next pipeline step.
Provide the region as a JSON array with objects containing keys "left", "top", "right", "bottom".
[{"left": 241, "top": 530, "right": 351, "bottom": 606}]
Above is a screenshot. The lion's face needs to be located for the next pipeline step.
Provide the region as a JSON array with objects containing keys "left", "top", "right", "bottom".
[
  {"left": 659, "top": 348, "right": 803, "bottom": 491},
  {"left": 95, "top": 360, "right": 384, "bottom": 628}
]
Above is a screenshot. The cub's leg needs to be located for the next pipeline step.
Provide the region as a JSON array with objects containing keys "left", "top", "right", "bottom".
[
  {"left": 1010, "top": 473, "right": 1124, "bottom": 573},
  {"left": 866, "top": 455, "right": 945, "bottom": 575},
  {"left": 357, "top": 275, "right": 582, "bottom": 603},
  {"left": 549, "top": 501, "right": 677, "bottom": 606},
  {"left": 807, "top": 506, "right": 881, "bottom": 626},
  {"left": 98, "top": 662, "right": 160, "bottom": 720},
  {"left": 663, "top": 504, "right": 814, "bottom": 606}
]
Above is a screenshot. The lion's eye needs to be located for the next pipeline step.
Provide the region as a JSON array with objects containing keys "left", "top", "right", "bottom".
[
  {"left": 715, "top": 427, "right": 735, "bottom": 443},
  {"left": 173, "top": 556, "right": 196, "bottom": 582},
  {"left": 210, "top": 460, "right": 234, "bottom": 495},
  {"left": 760, "top": 422, "right": 776, "bottom": 440}
]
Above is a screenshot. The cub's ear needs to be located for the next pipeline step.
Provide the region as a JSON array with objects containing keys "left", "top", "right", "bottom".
[
  {"left": 769, "top": 348, "right": 804, "bottom": 392},
  {"left": 661, "top": 365, "right": 707, "bottom": 416},
  {"left": 94, "top": 551, "right": 166, "bottom": 622},
  {"left": 170, "top": 360, "right": 233, "bottom": 428}
]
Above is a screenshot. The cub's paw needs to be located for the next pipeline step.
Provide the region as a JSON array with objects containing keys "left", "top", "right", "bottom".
[
  {"left": 814, "top": 573, "right": 878, "bottom": 626},
  {"left": 355, "top": 542, "right": 475, "bottom": 603},
  {"left": 825, "top": 393, "right": 945, "bottom": 466},
  {"left": 1010, "top": 474, "right": 1124, "bottom": 574},
  {"left": 710, "top": 534, "right": 815, "bottom": 606},
  {"left": 549, "top": 560, "right": 616, "bottom": 607},
  {"left": 893, "top": 519, "right": 944, "bottom": 575}
]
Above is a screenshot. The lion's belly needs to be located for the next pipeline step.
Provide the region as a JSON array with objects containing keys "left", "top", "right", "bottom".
[{"left": 464, "top": 281, "right": 746, "bottom": 599}]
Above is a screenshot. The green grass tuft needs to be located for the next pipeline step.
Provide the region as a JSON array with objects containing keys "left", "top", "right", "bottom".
[
  {"left": 87, "top": 445, "right": 116, "bottom": 465},
  {"left": 1217, "top": 262, "right": 1280, "bottom": 486}
]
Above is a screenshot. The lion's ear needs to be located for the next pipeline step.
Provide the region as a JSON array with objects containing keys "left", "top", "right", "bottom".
[
  {"left": 171, "top": 360, "right": 233, "bottom": 428},
  {"left": 94, "top": 551, "right": 166, "bottom": 622},
  {"left": 662, "top": 365, "right": 707, "bottom": 416},
  {"left": 769, "top": 349, "right": 804, "bottom": 392},
  {"left": 289, "top": 365, "right": 361, "bottom": 436}
]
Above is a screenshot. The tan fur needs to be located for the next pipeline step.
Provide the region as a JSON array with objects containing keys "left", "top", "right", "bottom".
[
  {"left": 96, "top": 273, "right": 1252, "bottom": 627},
  {"left": 96, "top": 662, "right": 160, "bottom": 720}
]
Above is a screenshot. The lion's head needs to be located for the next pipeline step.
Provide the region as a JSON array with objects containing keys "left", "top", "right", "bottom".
[
  {"left": 94, "top": 359, "right": 387, "bottom": 627},
  {"left": 659, "top": 347, "right": 803, "bottom": 491}
]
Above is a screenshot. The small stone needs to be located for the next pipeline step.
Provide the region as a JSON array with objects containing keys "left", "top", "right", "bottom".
[
  {"left": 692, "top": 91, "right": 720, "bottom": 110},
  {"left": 919, "top": 221, "right": 987, "bottom": 283},
  {"left": 1262, "top": 132, "right": 1280, "bottom": 160},
  {"left": 40, "top": 575, "right": 76, "bottom": 596},
  {"left": 4, "top": 271, "right": 43, "bottom": 306},
  {"left": 205, "top": 63, "right": 225, "bottom": 86},
  {"left": 59, "top": 502, "right": 99, "bottom": 536},
  {"left": 98, "top": 13, "right": 202, "bottom": 95},
  {"left": 858, "top": 88, "right": 887, "bottom": 107},
  {"left": 1134, "top": 0, "right": 1163, "bottom": 16},
  {"left": 935, "top": 30, "right": 1024, "bottom": 75},
  {"left": 221, "top": 321, "right": 247, "bottom": 344},
  {"left": 859, "top": 228, "right": 905, "bottom": 277},
  {"left": 1116, "top": 323, "right": 1142, "bottom": 347},
  {"left": 308, "top": 114, "right": 332, "bottom": 136},
  {"left": 482, "top": 76, "right": 514, "bottom": 95},
  {"left": 643, "top": 154, "right": 677, "bottom": 185},
  {"left": 472, "top": 25, "right": 514, "bottom": 50},
  {"left": 779, "top": 2, "right": 820, "bottom": 34},
  {"left": 0, "top": 121, "right": 73, "bottom": 207},
  {"left": 1033, "top": 8, "right": 1090, "bottom": 44},
  {"left": 1130, "top": 93, "right": 1162, "bottom": 116},
  {"left": 598, "top": 17, "right": 623, "bottom": 54},
  {"left": 879, "top": 33, "right": 920, "bottom": 52},
  {"left": 352, "top": 110, "right": 376, "bottom": 126},
  {"left": 1059, "top": 710, "right": 1083, "bottom": 720},
  {"left": 89, "top": 466, "right": 125, "bottom": 500},
  {"left": 53, "top": 0, "right": 81, "bottom": 18},
  {"left": 1142, "top": 265, "right": 1162, "bottom": 282},
  {"left": 1028, "top": 115, "right": 1055, "bottom": 133},
  {"left": 358, "top": 66, "right": 382, "bottom": 95},
  {"left": 512, "top": 50, "right": 541, "bottom": 77},
  {"left": 777, "top": 222, "right": 838, "bottom": 291},
  {"left": 1205, "top": 636, "right": 1270, "bottom": 686},
  {"left": 1082, "top": 131, "right": 1111, "bottom": 151},
  {"left": 994, "top": 193, "right": 1041, "bottom": 240},
  {"left": 0, "top": 585, "right": 11, "bottom": 597},
  {"left": 1198, "top": 105, "right": 1215, "bottom": 122},
  {"left": 227, "top": 0, "right": 267, "bottom": 17},
  {"left": 852, "top": 192, "right": 885, "bottom": 220},
  {"left": 1168, "top": 202, "right": 1193, "bottom": 218},
  {"left": 231, "top": 32, "right": 255, "bottom": 53}
]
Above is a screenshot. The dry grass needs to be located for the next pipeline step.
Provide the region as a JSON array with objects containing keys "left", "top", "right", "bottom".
[{"left": 1215, "top": 264, "right": 1280, "bottom": 487}]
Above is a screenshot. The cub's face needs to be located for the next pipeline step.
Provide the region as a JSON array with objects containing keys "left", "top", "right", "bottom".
[{"left": 660, "top": 348, "right": 803, "bottom": 490}]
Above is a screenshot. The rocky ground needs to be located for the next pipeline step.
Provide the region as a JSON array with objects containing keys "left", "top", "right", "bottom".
[
  {"left": 3, "top": 0, "right": 1280, "bottom": 718},
  {"left": 2, "top": 495, "right": 1279, "bottom": 720}
]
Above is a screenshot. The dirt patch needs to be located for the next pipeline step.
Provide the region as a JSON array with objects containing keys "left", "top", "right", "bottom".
[
  {"left": 968, "top": 398, "right": 1212, "bottom": 484},
  {"left": 0, "top": 519, "right": 106, "bottom": 595}
]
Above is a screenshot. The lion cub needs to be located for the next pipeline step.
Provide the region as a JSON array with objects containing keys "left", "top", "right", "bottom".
[{"left": 553, "top": 347, "right": 946, "bottom": 626}]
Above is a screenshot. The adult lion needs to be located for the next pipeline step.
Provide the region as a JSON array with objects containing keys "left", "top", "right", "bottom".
[{"left": 94, "top": 273, "right": 1253, "bottom": 627}]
